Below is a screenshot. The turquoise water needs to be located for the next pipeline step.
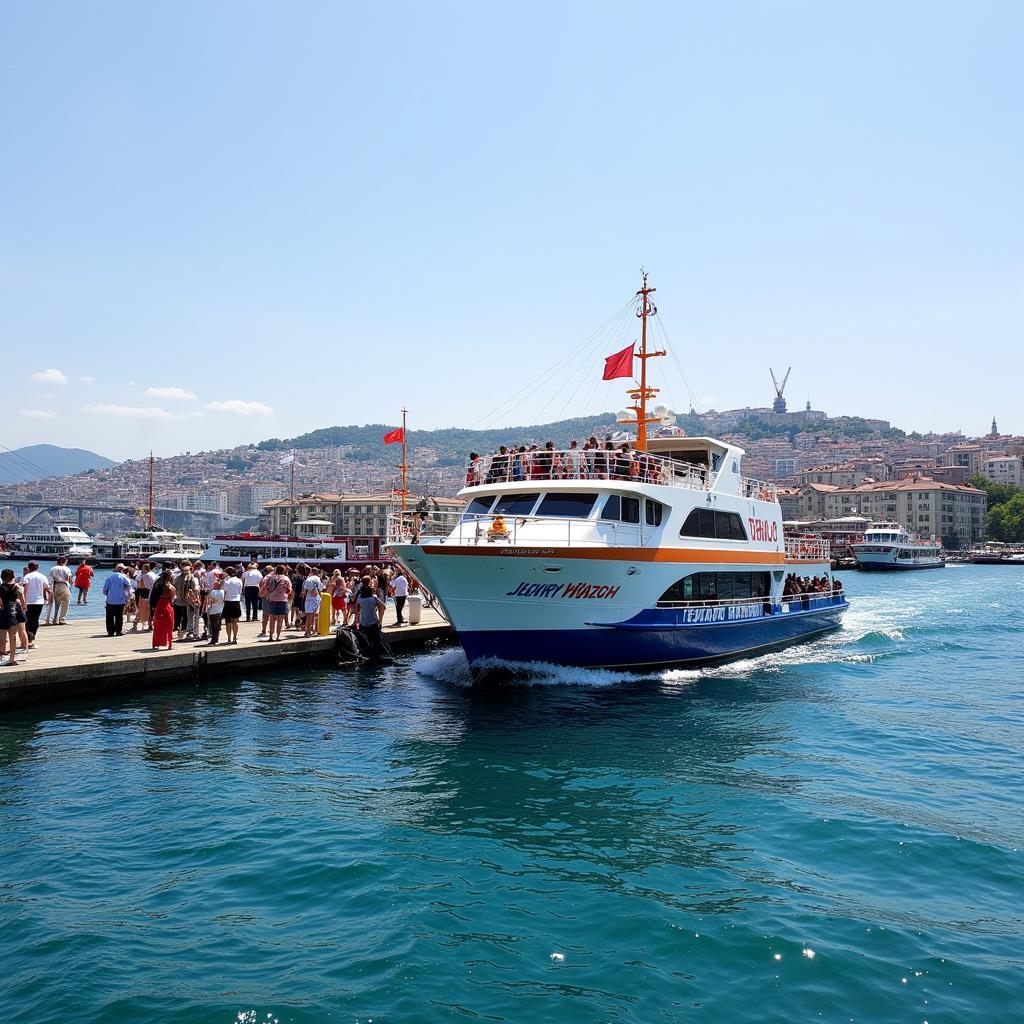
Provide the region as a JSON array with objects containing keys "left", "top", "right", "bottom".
[
  {"left": 0, "top": 560, "right": 114, "bottom": 620},
  {"left": 1, "top": 566, "right": 1022, "bottom": 1022}
]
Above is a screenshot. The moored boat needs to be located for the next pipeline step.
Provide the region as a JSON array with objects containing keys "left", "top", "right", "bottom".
[
  {"left": 6, "top": 522, "right": 94, "bottom": 560},
  {"left": 201, "top": 520, "right": 387, "bottom": 568},
  {"left": 387, "top": 274, "right": 848, "bottom": 678},
  {"left": 851, "top": 523, "right": 945, "bottom": 571}
]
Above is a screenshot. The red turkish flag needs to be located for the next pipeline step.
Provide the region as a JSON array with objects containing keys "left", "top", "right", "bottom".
[
  {"left": 383, "top": 426, "right": 404, "bottom": 445},
  {"left": 602, "top": 342, "right": 635, "bottom": 380}
]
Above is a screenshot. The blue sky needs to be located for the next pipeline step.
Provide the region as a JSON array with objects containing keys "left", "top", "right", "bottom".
[{"left": 3, "top": 1, "right": 1021, "bottom": 459}]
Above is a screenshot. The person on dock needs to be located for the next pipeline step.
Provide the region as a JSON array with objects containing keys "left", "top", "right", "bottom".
[
  {"left": 390, "top": 568, "right": 409, "bottom": 626},
  {"left": 74, "top": 560, "right": 93, "bottom": 605},
  {"left": 49, "top": 556, "right": 73, "bottom": 626},
  {"left": 242, "top": 563, "right": 262, "bottom": 622},
  {"left": 102, "top": 564, "right": 133, "bottom": 638},
  {"left": 264, "top": 565, "right": 292, "bottom": 642},
  {"left": 301, "top": 570, "right": 323, "bottom": 637},
  {"left": 150, "top": 570, "right": 176, "bottom": 651},
  {"left": 205, "top": 577, "right": 225, "bottom": 645},
  {"left": 221, "top": 566, "right": 242, "bottom": 644},
  {"left": 257, "top": 566, "right": 273, "bottom": 638},
  {"left": 132, "top": 562, "right": 155, "bottom": 632},
  {"left": 355, "top": 575, "right": 386, "bottom": 654},
  {"left": 21, "top": 562, "right": 50, "bottom": 647},
  {"left": 327, "top": 570, "right": 346, "bottom": 627},
  {"left": 173, "top": 563, "right": 199, "bottom": 641},
  {"left": 0, "top": 568, "right": 25, "bottom": 666}
]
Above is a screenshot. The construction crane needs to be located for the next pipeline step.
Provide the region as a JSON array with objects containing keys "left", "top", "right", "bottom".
[{"left": 770, "top": 367, "right": 791, "bottom": 414}]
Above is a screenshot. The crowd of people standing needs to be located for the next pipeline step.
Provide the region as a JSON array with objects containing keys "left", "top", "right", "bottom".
[{"left": 0, "top": 556, "right": 417, "bottom": 664}]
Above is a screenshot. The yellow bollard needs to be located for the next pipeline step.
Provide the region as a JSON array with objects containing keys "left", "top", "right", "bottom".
[{"left": 318, "top": 594, "right": 332, "bottom": 636}]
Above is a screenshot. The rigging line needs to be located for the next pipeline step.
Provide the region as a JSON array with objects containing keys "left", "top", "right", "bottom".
[
  {"left": 654, "top": 314, "right": 703, "bottom": 415},
  {"left": 536, "top": 303, "right": 636, "bottom": 425},
  {"left": 493, "top": 298, "right": 634, "bottom": 431},
  {"left": 552, "top": 303, "right": 636, "bottom": 423},
  {"left": 475, "top": 294, "right": 639, "bottom": 430},
  {"left": 471, "top": 294, "right": 638, "bottom": 429}
]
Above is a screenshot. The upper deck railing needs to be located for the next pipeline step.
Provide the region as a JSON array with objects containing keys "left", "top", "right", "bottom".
[
  {"left": 464, "top": 448, "right": 778, "bottom": 501},
  {"left": 783, "top": 536, "right": 831, "bottom": 561}
]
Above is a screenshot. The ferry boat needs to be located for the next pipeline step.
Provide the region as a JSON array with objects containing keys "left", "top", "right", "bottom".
[
  {"left": 851, "top": 523, "right": 945, "bottom": 571},
  {"left": 201, "top": 520, "right": 386, "bottom": 568},
  {"left": 99, "top": 527, "right": 206, "bottom": 563},
  {"left": 7, "top": 522, "right": 94, "bottom": 560},
  {"left": 387, "top": 274, "right": 848, "bottom": 676}
]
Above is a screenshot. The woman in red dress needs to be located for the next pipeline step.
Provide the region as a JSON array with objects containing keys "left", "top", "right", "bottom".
[{"left": 150, "top": 570, "right": 176, "bottom": 650}]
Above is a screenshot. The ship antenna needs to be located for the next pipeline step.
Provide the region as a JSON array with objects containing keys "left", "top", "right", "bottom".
[{"left": 628, "top": 270, "right": 666, "bottom": 451}]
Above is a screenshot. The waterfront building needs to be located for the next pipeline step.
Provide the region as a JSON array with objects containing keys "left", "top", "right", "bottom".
[
  {"left": 793, "top": 478, "right": 987, "bottom": 547},
  {"left": 265, "top": 493, "right": 463, "bottom": 542},
  {"left": 983, "top": 455, "right": 1022, "bottom": 487}
]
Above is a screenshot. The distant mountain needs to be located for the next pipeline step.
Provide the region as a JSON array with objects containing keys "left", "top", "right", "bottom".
[
  {"left": 0, "top": 444, "right": 117, "bottom": 484},
  {"left": 256, "top": 414, "right": 627, "bottom": 464}
]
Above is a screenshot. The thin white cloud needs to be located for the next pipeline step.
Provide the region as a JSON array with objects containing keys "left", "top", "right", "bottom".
[
  {"left": 145, "top": 386, "right": 197, "bottom": 401},
  {"left": 81, "top": 375, "right": 95, "bottom": 383},
  {"left": 206, "top": 399, "right": 274, "bottom": 416},
  {"left": 19, "top": 407, "right": 59, "bottom": 419},
  {"left": 82, "top": 404, "right": 175, "bottom": 420},
  {"left": 32, "top": 368, "right": 68, "bottom": 385}
]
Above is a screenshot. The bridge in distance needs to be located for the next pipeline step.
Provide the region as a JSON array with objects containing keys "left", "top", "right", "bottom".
[{"left": 0, "top": 497, "right": 236, "bottom": 531}]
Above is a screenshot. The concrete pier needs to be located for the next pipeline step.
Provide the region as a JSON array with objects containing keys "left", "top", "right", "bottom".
[{"left": 0, "top": 608, "right": 453, "bottom": 708}]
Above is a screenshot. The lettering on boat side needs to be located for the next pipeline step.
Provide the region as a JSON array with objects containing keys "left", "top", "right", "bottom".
[
  {"left": 747, "top": 518, "right": 778, "bottom": 543},
  {"left": 505, "top": 581, "right": 621, "bottom": 599},
  {"left": 499, "top": 548, "right": 558, "bottom": 557},
  {"left": 680, "top": 604, "right": 764, "bottom": 623}
]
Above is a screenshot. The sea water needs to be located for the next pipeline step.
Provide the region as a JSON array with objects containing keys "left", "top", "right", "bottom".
[{"left": 0, "top": 566, "right": 1021, "bottom": 1022}]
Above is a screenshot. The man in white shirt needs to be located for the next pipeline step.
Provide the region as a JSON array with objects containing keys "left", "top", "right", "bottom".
[
  {"left": 242, "top": 563, "right": 263, "bottom": 621},
  {"left": 49, "top": 556, "right": 73, "bottom": 625},
  {"left": 21, "top": 561, "right": 51, "bottom": 645},
  {"left": 391, "top": 569, "right": 409, "bottom": 626}
]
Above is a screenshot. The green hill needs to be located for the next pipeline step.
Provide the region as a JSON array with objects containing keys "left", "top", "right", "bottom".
[{"left": 256, "top": 414, "right": 624, "bottom": 464}]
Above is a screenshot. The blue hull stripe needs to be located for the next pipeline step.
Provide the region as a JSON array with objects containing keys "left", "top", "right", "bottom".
[{"left": 458, "top": 603, "right": 847, "bottom": 670}]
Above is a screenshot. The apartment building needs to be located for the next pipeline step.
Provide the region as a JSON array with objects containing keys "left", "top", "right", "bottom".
[
  {"left": 794, "top": 479, "right": 987, "bottom": 546},
  {"left": 983, "top": 456, "right": 1022, "bottom": 487}
]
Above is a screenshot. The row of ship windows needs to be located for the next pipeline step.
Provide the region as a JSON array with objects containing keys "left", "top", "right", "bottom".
[
  {"left": 464, "top": 493, "right": 750, "bottom": 542},
  {"left": 658, "top": 571, "right": 772, "bottom": 604}
]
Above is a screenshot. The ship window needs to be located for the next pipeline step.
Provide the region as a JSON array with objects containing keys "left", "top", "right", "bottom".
[
  {"left": 536, "top": 493, "right": 598, "bottom": 518},
  {"left": 463, "top": 497, "right": 494, "bottom": 519},
  {"left": 645, "top": 500, "right": 665, "bottom": 526},
  {"left": 657, "top": 571, "right": 771, "bottom": 606},
  {"left": 680, "top": 508, "right": 748, "bottom": 540},
  {"left": 600, "top": 495, "right": 640, "bottom": 523},
  {"left": 493, "top": 493, "right": 540, "bottom": 516}
]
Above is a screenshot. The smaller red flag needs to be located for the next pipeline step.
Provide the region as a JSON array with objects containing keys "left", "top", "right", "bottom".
[
  {"left": 602, "top": 342, "right": 635, "bottom": 380},
  {"left": 383, "top": 426, "right": 405, "bottom": 445}
]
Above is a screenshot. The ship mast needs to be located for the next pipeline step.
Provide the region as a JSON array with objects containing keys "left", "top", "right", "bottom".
[
  {"left": 147, "top": 452, "right": 155, "bottom": 528},
  {"left": 627, "top": 271, "right": 665, "bottom": 451},
  {"left": 398, "top": 407, "right": 409, "bottom": 512}
]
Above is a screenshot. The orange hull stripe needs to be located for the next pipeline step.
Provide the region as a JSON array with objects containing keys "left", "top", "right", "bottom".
[{"left": 419, "top": 544, "right": 786, "bottom": 565}]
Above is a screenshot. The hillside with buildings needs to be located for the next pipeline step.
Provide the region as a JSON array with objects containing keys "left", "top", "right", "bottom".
[{"left": 0, "top": 409, "right": 1018, "bottom": 548}]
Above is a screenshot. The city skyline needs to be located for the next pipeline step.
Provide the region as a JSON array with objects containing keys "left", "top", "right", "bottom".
[{"left": 4, "top": 2, "right": 1022, "bottom": 459}]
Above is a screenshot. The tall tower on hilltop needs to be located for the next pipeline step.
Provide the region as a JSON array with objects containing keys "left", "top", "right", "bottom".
[{"left": 990, "top": 416, "right": 998, "bottom": 437}]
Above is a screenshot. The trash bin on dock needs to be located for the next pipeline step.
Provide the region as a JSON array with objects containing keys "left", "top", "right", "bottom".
[
  {"left": 318, "top": 596, "right": 331, "bottom": 636},
  {"left": 407, "top": 593, "right": 422, "bottom": 625}
]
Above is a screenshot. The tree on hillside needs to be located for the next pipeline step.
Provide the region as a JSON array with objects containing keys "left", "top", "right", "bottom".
[
  {"left": 986, "top": 493, "right": 1024, "bottom": 543},
  {"left": 968, "top": 474, "right": 1020, "bottom": 509}
]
